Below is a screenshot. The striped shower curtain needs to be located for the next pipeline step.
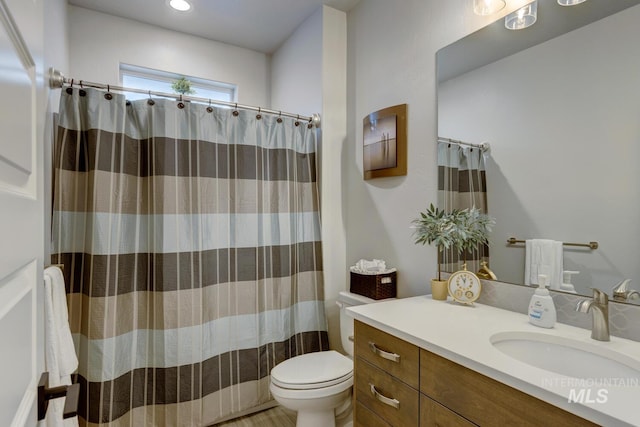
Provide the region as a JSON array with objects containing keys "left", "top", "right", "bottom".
[
  {"left": 437, "top": 141, "right": 489, "bottom": 273},
  {"left": 51, "top": 87, "right": 328, "bottom": 426}
]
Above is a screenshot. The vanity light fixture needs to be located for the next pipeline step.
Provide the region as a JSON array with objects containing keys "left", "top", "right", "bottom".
[
  {"left": 473, "top": 0, "right": 506, "bottom": 16},
  {"left": 558, "top": 0, "right": 587, "bottom": 5},
  {"left": 169, "top": 0, "right": 191, "bottom": 12},
  {"left": 505, "top": 1, "right": 538, "bottom": 30}
]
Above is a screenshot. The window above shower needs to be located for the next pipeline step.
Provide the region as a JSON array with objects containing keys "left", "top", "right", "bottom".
[{"left": 119, "top": 63, "right": 237, "bottom": 102}]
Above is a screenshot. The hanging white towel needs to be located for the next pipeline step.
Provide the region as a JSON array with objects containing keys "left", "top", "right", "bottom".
[
  {"left": 524, "top": 239, "right": 563, "bottom": 290},
  {"left": 43, "top": 266, "right": 79, "bottom": 427}
]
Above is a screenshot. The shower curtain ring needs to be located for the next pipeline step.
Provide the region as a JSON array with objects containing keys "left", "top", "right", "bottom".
[
  {"left": 104, "top": 85, "right": 113, "bottom": 100},
  {"left": 256, "top": 107, "right": 262, "bottom": 120},
  {"left": 233, "top": 103, "right": 239, "bottom": 117},
  {"left": 295, "top": 115, "right": 300, "bottom": 127},
  {"left": 277, "top": 111, "right": 283, "bottom": 123},
  {"left": 147, "top": 90, "right": 155, "bottom": 106},
  {"left": 207, "top": 99, "right": 213, "bottom": 113}
]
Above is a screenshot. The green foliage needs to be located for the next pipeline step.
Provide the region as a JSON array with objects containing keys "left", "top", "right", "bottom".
[
  {"left": 451, "top": 206, "right": 496, "bottom": 254},
  {"left": 171, "top": 77, "right": 196, "bottom": 95},
  {"left": 411, "top": 204, "right": 495, "bottom": 280},
  {"left": 411, "top": 204, "right": 457, "bottom": 251}
]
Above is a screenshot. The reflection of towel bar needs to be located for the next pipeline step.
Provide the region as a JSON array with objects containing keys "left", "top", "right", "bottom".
[
  {"left": 507, "top": 237, "right": 598, "bottom": 250},
  {"left": 37, "top": 372, "right": 80, "bottom": 420}
]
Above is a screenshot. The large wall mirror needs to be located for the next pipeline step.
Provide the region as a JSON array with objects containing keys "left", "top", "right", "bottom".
[{"left": 437, "top": 0, "right": 640, "bottom": 303}]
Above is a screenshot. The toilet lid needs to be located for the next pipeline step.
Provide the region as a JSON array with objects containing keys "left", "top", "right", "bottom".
[{"left": 270, "top": 350, "right": 353, "bottom": 390}]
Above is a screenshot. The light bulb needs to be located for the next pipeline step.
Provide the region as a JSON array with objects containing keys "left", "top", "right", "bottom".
[
  {"left": 505, "top": 1, "right": 538, "bottom": 30},
  {"left": 473, "top": 0, "right": 506, "bottom": 16},
  {"left": 558, "top": 0, "right": 587, "bottom": 5},
  {"left": 169, "top": 0, "right": 191, "bottom": 12}
]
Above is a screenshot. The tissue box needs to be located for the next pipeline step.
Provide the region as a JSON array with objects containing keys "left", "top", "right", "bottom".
[{"left": 350, "top": 270, "right": 397, "bottom": 300}]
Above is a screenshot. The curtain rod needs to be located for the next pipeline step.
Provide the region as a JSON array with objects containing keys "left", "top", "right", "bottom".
[
  {"left": 438, "top": 136, "right": 489, "bottom": 151},
  {"left": 48, "top": 68, "right": 321, "bottom": 128}
]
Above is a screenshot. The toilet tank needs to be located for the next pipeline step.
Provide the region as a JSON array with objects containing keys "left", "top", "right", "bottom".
[{"left": 336, "top": 291, "right": 377, "bottom": 357}]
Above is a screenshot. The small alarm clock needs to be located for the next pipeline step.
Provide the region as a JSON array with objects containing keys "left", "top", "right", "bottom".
[{"left": 447, "top": 264, "right": 482, "bottom": 304}]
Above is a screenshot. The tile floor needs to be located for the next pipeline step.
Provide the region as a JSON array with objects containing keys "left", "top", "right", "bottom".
[{"left": 212, "top": 406, "right": 296, "bottom": 427}]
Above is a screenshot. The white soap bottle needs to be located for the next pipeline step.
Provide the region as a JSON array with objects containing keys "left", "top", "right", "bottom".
[
  {"left": 528, "top": 274, "right": 557, "bottom": 328},
  {"left": 560, "top": 270, "right": 579, "bottom": 293}
]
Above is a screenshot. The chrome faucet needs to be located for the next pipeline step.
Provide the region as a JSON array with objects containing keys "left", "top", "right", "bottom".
[
  {"left": 576, "top": 288, "right": 610, "bottom": 341},
  {"left": 612, "top": 279, "right": 639, "bottom": 302}
]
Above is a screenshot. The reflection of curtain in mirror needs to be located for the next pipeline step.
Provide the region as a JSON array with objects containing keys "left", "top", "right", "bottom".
[{"left": 437, "top": 141, "right": 489, "bottom": 273}]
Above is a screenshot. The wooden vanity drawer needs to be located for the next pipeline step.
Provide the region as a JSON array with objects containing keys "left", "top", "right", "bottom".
[
  {"left": 420, "top": 349, "right": 598, "bottom": 427},
  {"left": 355, "top": 356, "right": 419, "bottom": 426},
  {"left": 355, "top": 320, "right": 419, "bottom": 388},
  {"left": 420, "top": 394, "right": 477, "bottom": 427},
  {"left": 355, "top": 401, "right": 391, "bottom": 427}
]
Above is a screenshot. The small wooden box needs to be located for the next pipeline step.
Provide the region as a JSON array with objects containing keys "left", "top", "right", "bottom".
[{"left": 350, "top": 270, "right": 397, "bottom": 300}]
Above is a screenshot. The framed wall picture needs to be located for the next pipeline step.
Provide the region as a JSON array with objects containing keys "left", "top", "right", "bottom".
[{"left": 363, "top": 104, "right": 407, "bottom": 180}]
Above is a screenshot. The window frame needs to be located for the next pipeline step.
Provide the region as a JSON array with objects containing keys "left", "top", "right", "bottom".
[{"left": 119, "top": 63, "right": 237, "bottom": 102}]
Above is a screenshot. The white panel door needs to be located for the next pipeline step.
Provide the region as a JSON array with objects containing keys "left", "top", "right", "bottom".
[{"left": 0, "top": 0, "right": 45, "bottom": 425}]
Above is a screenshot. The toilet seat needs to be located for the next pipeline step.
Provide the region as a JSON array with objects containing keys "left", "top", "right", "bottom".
[{"left": 270, "top": 350, "right": 353, "bottom": 390}]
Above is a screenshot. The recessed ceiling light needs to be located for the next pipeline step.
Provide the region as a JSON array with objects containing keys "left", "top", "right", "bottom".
[
  {"left": 169, "top": 0, "right": 191, "bottom": 12},
  {"left": 558, "top": 0, "right": 587, "bottom": 5}
]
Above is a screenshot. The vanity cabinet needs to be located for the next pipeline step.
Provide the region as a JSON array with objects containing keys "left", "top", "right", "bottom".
[
  {"left": 354, "top": 320, "right": 597, "bottom": 427},
  {"left": 354, "top": 321, "right": 419, "bottom": 426}
]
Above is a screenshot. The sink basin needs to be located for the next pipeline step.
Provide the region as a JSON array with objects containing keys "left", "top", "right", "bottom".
[{"left": 490, "top": 331, "right": 640, "bottom": 379}]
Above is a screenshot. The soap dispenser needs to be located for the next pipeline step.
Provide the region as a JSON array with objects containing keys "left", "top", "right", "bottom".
[
  {"left": 528, "top": 274, "right": 557, "bottom": 328},
  {"left": 560, "top": 270, "right": 579, "bottom": 293}
]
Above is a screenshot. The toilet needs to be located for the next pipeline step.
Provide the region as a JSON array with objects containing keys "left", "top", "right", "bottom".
[{"left": 269, "top": 291, "right": 377, "bottom": 427}]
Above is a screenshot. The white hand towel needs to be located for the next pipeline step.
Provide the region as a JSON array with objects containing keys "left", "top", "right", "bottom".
[
  {"left": 354, "top": 259, "right": 387, "bottom": 272},
  {"left": 524, "top": 239, "right": 563, "bottom": 290},
  {"left": 43, "top": 266, "right": 79, "bottom": 427}
]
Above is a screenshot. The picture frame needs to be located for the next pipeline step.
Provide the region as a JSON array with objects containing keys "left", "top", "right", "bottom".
[{"left": 363, "top": 104, "right": 407, "bottom": 180}]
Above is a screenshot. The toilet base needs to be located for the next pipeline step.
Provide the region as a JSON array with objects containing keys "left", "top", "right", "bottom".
[
  {"left": 296, "top": 409, "right": 337, "bottom": 427},
  {"left": 270, "top": 381, "right": 352, "bottom": 427}
]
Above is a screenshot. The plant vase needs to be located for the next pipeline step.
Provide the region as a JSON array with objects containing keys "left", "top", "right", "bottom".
[{"left": 430, "top": 278, "right": 449, "bottom": 301}]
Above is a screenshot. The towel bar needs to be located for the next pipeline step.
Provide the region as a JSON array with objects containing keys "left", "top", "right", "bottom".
[
  {"left": 37, "top": 372, "right": 80, "bottom": 421},
  {"left": 507, "top": 237, "right": 598, "bottom": 250}
]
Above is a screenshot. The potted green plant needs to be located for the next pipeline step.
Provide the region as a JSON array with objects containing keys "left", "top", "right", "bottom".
[
  {"left": 171, "top": 77, "right": 196, "bottom": 95},
  {"left": 412, "top": 204, "right": 495, "bottom": 301},
  {"left": 411, "top": 204, "right": 457, "bottom": 300},
  {"left": 445, "top": 206, "right": 495, "bottom": 304}
]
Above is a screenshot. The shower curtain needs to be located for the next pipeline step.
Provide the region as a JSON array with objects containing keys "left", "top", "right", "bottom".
[
  {"left": 437, "top": 140, "right": 489, "bottom": 273},
  {"left": 51, "top": 87, "right": 328, "bottom": 426}
]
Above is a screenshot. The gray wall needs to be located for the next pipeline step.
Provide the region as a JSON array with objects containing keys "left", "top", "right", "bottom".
[
  {"left": 345, "top": 0, "right": 531, "bottom": 297},
  {"left": 68, "top": 5, "right": 271, "bottom": 106}
]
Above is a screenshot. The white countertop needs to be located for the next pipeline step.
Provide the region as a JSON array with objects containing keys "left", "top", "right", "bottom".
[{"left": 347, "top": 295, "right": 640, "bottom": 427}]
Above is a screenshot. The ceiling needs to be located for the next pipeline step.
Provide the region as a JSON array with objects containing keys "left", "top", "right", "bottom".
[
  {"left": 68, "top": 0, "right": 360, "bottom": 54},
  {"left": 438, "top": 0, "right": 640, "bottom": 82}
]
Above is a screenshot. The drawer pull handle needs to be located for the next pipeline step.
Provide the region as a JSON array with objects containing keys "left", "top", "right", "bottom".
[
  {"left": 368, "top": 342, "right": 400, "bottom": 363},
  {"left": 369, "top": 383, "right": 400, "bottom": 409}
]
